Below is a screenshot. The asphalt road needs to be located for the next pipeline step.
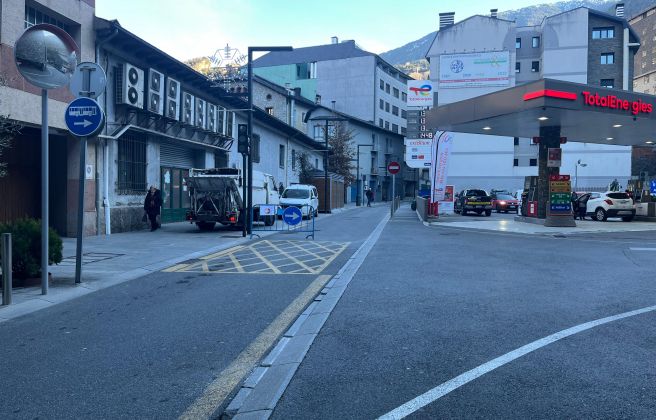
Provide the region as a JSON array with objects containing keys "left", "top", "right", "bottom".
[
  {"left": 0, "top": 205, "right": 389, "bottom": 419},
  {"left": 272, "top": 206, "right": 656, "bottom": 419}
]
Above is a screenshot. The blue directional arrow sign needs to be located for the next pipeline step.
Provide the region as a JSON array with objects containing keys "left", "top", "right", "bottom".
[
  {"left": 65, "top": 97, "right": 104, "bottom": 137},
  {"left": 282, "top": 206, "right": 303, "bottom": 226}
]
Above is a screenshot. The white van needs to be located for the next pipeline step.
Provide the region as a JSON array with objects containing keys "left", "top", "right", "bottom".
[{"left": 280, "top": 184, "right": 319, "bottom": 217}]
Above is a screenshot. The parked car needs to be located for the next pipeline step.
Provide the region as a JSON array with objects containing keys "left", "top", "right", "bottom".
[
  {"left": 454, "top": 189, "right": 492, "bottom": 216},
  {"left": 490, "top": 192, "right": 519, "bottom": 213},
  {"left": 280, "top": 184, "right": 319, "bottom": 218},
  {"left": 584, "top": 191, "right": 635, "bottom": 221}
]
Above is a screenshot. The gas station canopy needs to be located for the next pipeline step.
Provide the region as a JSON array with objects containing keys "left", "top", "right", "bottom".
[{"left": 426, "top": 78, "right": 656, "bottom": 147}]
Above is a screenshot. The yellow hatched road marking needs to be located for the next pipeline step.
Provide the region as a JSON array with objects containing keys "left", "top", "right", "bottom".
[
  {"left": 163, "top": 263, "right": 190, "bottom": 272},
  {"left": 229, "top": 253, "right": 245, "bottom": 273},
  {"left": 201, "top": 245, "right": 244, "bottom": 260},
  {"left": 265, "top": 240, "right": 317, "bottom": 274}
]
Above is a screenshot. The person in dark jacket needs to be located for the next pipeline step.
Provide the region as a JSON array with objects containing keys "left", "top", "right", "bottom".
[
  {"left": 144, "top": 185, "right": 163, "bottom": 231},
  {"left": 365, "top": 188, "right": 373, "bottom": 207},
  {"left": 577, "top": 194, "right": 589, "bottom": 220}
]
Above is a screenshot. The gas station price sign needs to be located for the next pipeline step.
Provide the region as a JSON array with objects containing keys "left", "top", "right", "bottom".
[{"left": 549, "top": 174, "right": 572, "bottom": 214}]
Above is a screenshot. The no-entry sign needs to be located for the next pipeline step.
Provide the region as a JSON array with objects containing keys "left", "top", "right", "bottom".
[{"left": 387, "top": 161, "right": 401, "bottom": 175}]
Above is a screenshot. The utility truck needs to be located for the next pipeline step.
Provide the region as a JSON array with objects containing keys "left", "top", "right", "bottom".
[{"left": 185, "top": 168, "right": 279, "bottom": 230}]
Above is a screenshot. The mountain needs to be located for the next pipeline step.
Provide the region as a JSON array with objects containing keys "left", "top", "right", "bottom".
[{"left": 380, "top": 0, "right": 653, "bottom": 66}]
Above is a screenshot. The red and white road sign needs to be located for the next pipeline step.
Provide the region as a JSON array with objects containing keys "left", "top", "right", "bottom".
[{"left": 387, "top": 161, "right": 401, "bottom": 175}]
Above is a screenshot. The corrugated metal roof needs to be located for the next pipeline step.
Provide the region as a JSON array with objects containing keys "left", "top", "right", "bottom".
[{"left": 252, "top": 40, "right": 372, "bottom": 67}]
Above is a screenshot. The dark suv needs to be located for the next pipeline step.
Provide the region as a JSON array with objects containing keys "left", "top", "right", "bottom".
[{"left": 454, "top": 189, "right": 493, "bottom": 216}]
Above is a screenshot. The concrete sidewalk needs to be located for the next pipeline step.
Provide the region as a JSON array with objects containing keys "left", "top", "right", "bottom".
[{"left": 0, "top": 202, "right": 372, "bottom": 323}]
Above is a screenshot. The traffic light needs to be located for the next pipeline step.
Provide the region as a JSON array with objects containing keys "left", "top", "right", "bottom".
[{"left": 237, "top": 123, "right": 249, "bottom": 155}]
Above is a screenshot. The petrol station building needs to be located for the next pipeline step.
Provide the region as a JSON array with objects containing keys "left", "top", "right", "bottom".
[{"left": 426, "top": 78, "right": 656, "bottom": 225}]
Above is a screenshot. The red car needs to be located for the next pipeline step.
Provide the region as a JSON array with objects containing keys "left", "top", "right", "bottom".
[{"left": 491, "top": 193, "right": 519, "bottom": 213}]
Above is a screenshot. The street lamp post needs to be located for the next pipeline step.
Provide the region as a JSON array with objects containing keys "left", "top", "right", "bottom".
[
  {"left": 356, "top": 144, "right": 373, "bottom": 206},
  {"left": 575, "top": 159, "right": 587, "bottom": 192},
  {"left": 247, "top": 46, "right": 292, "bottom": 234}
]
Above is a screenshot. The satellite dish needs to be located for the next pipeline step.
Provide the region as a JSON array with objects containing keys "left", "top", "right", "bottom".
[{"left": 14, "top": 23, "right": 78, "bottom": 90}]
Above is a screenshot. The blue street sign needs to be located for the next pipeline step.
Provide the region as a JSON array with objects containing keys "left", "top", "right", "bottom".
[
  {"left": 550, "top": 204, "right": 571, "bottom": 212},
  {"left": 65, "top": 97, "right": 104, "bottom": 137},
  {"left": 651, "top": 180, "right": 656, "bottom": 194},
  {"left": 282, "top": 206, "right": 303, "bottom": 226}
]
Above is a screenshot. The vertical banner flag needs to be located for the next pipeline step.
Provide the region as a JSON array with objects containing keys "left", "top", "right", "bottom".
[{"left": 430, "top": 131, "right": 454, "bottom": 202}]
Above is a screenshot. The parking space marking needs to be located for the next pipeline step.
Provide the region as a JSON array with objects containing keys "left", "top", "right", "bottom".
[{"left": 164, "top": 240, "right": 349, "bottom": 275}]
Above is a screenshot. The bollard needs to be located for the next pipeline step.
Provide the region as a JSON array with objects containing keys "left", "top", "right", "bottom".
[{"left": 1, "top": 233, "right": 11, "bottom": 306}]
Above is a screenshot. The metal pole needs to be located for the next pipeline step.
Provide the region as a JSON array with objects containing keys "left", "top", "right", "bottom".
[
  {"left": 356, "top": 146, "right": 360, "bottom": 206},
  {"left": 392, "top": 173, "right": 396, "bottom": 214},
  {"left": 575, "top": 164, "right": 578, "bottom": 192},
  {"left": 324, "top": 119, "right": 329, "bottom": 213},
  {"left": 41, "top": 89, "right": 49, "bottom": 295},
  {"left": 75, "top": 138, "right": 87, "bottom": 284},
  {"left": 247, "top": 48, "right": 253, "bottom": 235},
  {"left": 242, "top": 153, "right": 247, "bottom": 237},
  {"left": 2, "top": 233, "right": 11, "bottom": 306}
]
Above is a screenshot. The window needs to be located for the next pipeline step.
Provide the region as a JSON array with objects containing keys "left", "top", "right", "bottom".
[
  {"left": 380, "top": 79, "right": 385, "bottom": 90},
  {"left": 265, "top": 107, "right": 274, "bottom": 115},
  {"left": 313, "top": 125, "right": 323, "bottom": 141},
  {"left": 117, "top": 133, "right": 147, "bottom": 194},
  {"left": 24, "top": 5, "right": 71, "bottom": 34},
  {"left": 379, "top": 99, "right": 384, "bottom": 110},
  {"left": 392, "top": 106, "right": 399, "bottom": 116},
  {"left": 315, "top": 158, "right": 319, "bottom": 169},
  {"left": 513, "top": 158, "right": 519, "bottom": 167},
  {"left": 515, "top": 62, "right": 521, "bottom": 73},
  {"left": 601, "top": 79, "right": 614, "bottom": 88},
  {"left": 385, "top": 83, "right": 390, "bottom": 94},
  {"left": 531, "top": 61, "right": 540, "bottom": 72},
  {"left": 301, "top": 112, "right": 306, "bottom": 124},
  {"left": 532, "top": 36, "right": 540, "bottom": 48},
  {"left": 516, "top": 37, "right": 521, "bottom": 49},
  {"left": 514, "top": 137, "right": 519, "bottom": 146},
  {"left": 251, "top": 134, "right": 260, "bottom": 163},
  {"left": 401, "top": 127, "right": 406, "bottom": 135},
  {"left": 385, "top": 102, "right": 390, "bottom": 112},
  {"left": 392, "top": 123, "right": 399, "bottom": 133},
  {"left": 379, "top": 118, "right": 384, "bottom": 127},
  {"left": 384, "top": 121, "right": 390, "bottom": 130},
  {"left": 291, "top": 149, "right": 296, "bottom": 170},
  {"left": 529, "top": 158, "right": 537, "bottom": 167},
  {"left": 393, "top": 87, "right": 399, "bottom": 98},
  {"left": 592, "top": 27, "right": 615, "bottom": 39},
  {"left": 401, "top": 110, "right": 407, "bottom": 119},
  {"left": 226, "top": 112, "right": 234, "bottom": 137},
  {"left": 279, "top": 145, "right": 285, "bottom": 168},
  {"left": 315, "top": 94, "right": 321, "bottom": 104},
  {"left": 601, "top": 53, "right": 614, "bottom": 65},
  {"left": 402, "top": 92, "right": 407, "bottom": 102},
  {"left": 309, "top": 62, "right": 317, "bottom": 79}
]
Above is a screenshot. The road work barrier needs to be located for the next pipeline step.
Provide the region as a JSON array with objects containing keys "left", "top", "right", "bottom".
[{"left": 250, "top": 204, "right": 315, "bottom": 239}]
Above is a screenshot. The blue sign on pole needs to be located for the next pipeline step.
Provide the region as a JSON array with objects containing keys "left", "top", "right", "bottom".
[
  {"left": 651, "top": 180, "right": 656, "bottom": 194},
  {"left": 282, "top": 206, "right": 303, "bottom": 226},
  {"left": 65, "top": 97, "right": 104, "bottom": 137}
]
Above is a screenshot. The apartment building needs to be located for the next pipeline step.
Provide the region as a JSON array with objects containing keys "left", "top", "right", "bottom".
[{"left": 426, "top": 5, "right": 639, "bottom": 192}]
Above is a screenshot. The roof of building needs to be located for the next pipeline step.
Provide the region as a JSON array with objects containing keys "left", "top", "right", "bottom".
[
  {"left": 253, "top": 40, "right": 412, "bottom": 80},
  {"left": 304, "top": 104, "right": 404, "bottom": 139},
  {"left": 253, "top": 75, "right": 317, "bottom": 108},
  {"left": 94, "top": 17, "right": 322, "bottom": 151}
]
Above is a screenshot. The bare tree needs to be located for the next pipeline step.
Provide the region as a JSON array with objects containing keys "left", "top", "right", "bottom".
[
  {"left": 0, "top": 76, "right": 22, "bottom": 177},
  {"left": 325, "top": 122, "right": 355, "bottom": 186},
  {"left": 296, "top": 152, "right": 316, "bottom": 184}
]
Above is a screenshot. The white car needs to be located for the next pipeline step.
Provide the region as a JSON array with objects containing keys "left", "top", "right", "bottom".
[
  {"left": 585, "top": 191, "right": 635, "bottom": 221},
  {"left": 280, "top": 184, "right": 319, "bottom": 217}
]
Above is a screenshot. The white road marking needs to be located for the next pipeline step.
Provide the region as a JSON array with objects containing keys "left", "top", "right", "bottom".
[
  {"left": 378, "top": 304, "right": 656, "bottom": 420},
  {"left": 629, "top": 248, "right": 656, "bottom": 251}
]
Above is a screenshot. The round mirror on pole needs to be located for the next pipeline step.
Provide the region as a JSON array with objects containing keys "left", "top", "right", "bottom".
[{"left": 14, "top": 23, "right": 78, "bottom": 90}]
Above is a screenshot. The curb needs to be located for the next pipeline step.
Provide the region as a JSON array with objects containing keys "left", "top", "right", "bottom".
[{"left": 224, "top": 212, "right": 391, "bottom": 419}]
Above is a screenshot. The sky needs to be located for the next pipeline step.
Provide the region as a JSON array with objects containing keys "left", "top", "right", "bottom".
[{"left": 95, "top": 0, "right": 562, "bottom": 62}]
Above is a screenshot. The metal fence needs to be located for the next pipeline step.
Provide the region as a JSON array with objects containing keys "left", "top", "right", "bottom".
[{"left": 250, "top": 204, "right": 315, "bottom": 239}]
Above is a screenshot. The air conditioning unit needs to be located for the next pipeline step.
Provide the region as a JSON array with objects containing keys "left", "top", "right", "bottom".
[
  {"left": 207, "top": 103, "right": 217, "bottom": 132},
  {"left": 165, "top": 77, "right": 180, "bottom": 120},
  {"left": 117, "top": 63, "right": 144, "bottom": 108},
  {"left": 147, "top": 68, "right": 164, "bottom": 115},
  {"left": 195, "top": 97, "right": 206, "bottom": 129},
  {"left": 181, "top": 91, "right": 195, "bottom": 125}
]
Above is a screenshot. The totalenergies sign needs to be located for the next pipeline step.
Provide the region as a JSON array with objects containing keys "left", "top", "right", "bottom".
[
  {"left": 407, "top": 80, "right": 433, "bottom": 107},
  {"left": 582, "top": 91, "right": 653, "bottom": 115},
  {"left": 523, "top": 89, "right": 654, "bottom": 115}
]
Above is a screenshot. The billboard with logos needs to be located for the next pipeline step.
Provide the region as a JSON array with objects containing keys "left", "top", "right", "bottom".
[
  {"left": 439, "top": 51, "right": 510, "bottom": 89},
  {"left": 407, "top": 80, "right": 434, "bottom": 107}
]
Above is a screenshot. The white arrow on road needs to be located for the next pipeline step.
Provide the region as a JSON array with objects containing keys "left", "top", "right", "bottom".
[{"left": 73, "top": 119, "right": 92, "bottom": 127}]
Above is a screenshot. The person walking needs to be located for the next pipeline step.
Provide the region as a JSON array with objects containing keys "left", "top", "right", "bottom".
[
  {"left": 144, "top": 185, "right": 163, "bottom": 231},
  {"left": 365, "top": 188, "right": 373, "bottom": 207}
]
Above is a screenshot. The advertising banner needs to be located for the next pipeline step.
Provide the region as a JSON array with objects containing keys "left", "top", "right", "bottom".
[
  {"left": 439, "top": 51, "right": 510, "bottom": 88},
  {"left": 405, "top": 145, "right": 432, "bottom": 168},
  {"left": 547, "top": 148, "right": 562, "bottom": 167},
  {"left": 439, "top": 185, "right": 455, "bottom": 213},
  {"left": 407, "top": 80, "right": 434, "bottom": 107},
  {"left": 430, "top": 131, "right": 454, "bottom": 202}
]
